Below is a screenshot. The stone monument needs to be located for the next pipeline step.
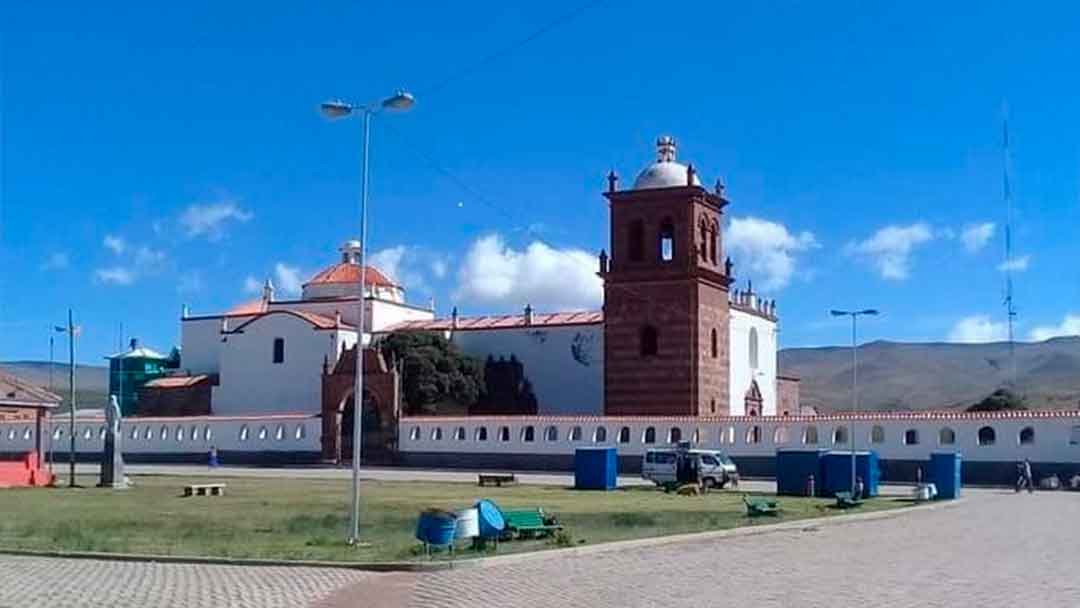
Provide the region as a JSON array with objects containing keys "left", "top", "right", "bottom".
[{"left": 99, "top": 395, "right": 128, "bottom": 488}]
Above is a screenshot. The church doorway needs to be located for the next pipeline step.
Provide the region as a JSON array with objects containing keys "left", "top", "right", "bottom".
[{"left": 338, "top": 390, "right": 390, "bottom": 464}]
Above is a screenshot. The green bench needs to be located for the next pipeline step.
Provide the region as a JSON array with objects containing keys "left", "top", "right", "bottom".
[
  {"left": 834, "top": 491, "right": 864, "bottom": 509},
  {"left": 743, "top": 495, "right": 780, "bottom": 517},
  {"left": 501, "top": 508, "right": 563, "bottom": 539}
]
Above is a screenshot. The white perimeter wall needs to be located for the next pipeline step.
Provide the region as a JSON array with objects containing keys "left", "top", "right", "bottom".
[
  {"left": 398, "top": 413, "right": 1080, "bottom": 463},
  {"left": 729, "top": 309, "right": 778, "bottom": 416},
  {"left": 212, "top": 315, "right": 354, "bottom": 416},
  {"left": 0, "top": 414, "right": 320, "bottom": 454},
  {"left": 451, "top": 324, "right": 604, "bottom": 416}
]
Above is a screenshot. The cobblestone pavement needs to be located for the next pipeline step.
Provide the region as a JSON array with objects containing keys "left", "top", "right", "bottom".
[
  {"left": 0, "top": 557, "right": 375, "bottom": 608},
  {"left": 406, "top": 491, "right": 1080, "bottom": 608}
]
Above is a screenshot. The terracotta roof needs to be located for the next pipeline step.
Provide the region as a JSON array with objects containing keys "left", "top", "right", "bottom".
[
  {"left": 227, "top": 309, "right": 355, "bottom": 332},
  {"left": 0, "top": 370, "right": 61, "bottom": 408},
  {"left": 142, "top": 375, "right": 209, "bottom": 389},
  {"left": 304, "top": 263, "right": 397, "bottom": 288},
  {"left": 225, "top": 299, "right": 268, "bottom": 316},
  {"left": 384, "top": 311, "right": 603, "bottom": 333}
]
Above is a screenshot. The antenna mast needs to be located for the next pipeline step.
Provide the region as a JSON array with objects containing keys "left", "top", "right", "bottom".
[{"left": 1002, "top": 114, "right": 1018, "bottom": 387}]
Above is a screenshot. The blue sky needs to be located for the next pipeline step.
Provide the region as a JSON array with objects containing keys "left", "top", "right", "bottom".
[{"left": 2, "top": 2, "right": 1079, "bottom": 364}]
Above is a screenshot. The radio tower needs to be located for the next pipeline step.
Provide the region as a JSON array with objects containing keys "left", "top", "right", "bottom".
[{"left": 1002, "top": 114, "right": 1018, "bottom": 388}]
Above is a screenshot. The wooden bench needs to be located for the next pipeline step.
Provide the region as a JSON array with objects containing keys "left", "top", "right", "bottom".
[
  {"left": 184, "top": 483, "right": 226, "bottom": 497},
  {"left": 478, "top": 473, "right": 517, "bottom": 487},
  {"left": 501, "top": 508, "right": 563, "bottom": 539},
  {"left": 834, "top": 491, "right": 863, "bottom": 509},
  {"left": 743, "top": 495, "right": 780, "bottom": 517}
]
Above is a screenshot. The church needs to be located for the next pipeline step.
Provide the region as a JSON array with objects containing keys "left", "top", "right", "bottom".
[{"left": 163, "top": 136, "right": 794, "bottom": 431}]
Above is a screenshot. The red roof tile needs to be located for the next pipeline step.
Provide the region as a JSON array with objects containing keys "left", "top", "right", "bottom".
[
  {"left": 228, "top": 310, "right": 355, "bottom": 332},
  {"left": 304, "top": 264, "right": 397, "bottom": 288},
  {"left": 0, "top": 370, "right": 61, "bottom": 408},
  {"left": 384, "top": 310, "right": 603, "bottom": 333},
  {"left": 225, "top": 299, "right": 268, "bottom": 316},
  {"left": 142, "top": 375, "right": 210, "bottom": 389}
]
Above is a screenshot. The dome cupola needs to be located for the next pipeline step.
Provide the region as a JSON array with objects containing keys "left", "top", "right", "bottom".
[{"left": 632, "top": 135, "right": 702, "bottom": 190}]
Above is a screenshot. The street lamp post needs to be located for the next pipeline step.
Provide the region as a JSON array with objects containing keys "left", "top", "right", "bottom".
[
  {"left": 320, "top": 90, "right": 415, "bottom": 545},
  {"left": 54, "top": 310, "right": 80, "bottom": 487},
  {"left": 830, "top": 308, "right": 878, "bottom": 497}
]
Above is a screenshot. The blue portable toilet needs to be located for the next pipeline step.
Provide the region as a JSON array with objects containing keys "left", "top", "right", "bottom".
[
  {"left": 775, "top": 449, "right": 828, "bottom": 496},
  {"left": 821, "top": 451, "right": 880, "bottom": 497},
  {"left": 575, "top": 447, "right": 618, "bottom": 490},
  {"left": 929, "top": 452, "right": 962, "bottom": 499}
]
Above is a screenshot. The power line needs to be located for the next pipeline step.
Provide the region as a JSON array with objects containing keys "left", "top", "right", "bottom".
[
  {"left": 416, "top": 0, "right": 607, "bottom": 98},
  {"left": 1001, "top": 112, "right": 1018, "bottom": 387}
]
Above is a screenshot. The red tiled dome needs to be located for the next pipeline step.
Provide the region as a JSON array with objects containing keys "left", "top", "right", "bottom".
[{"left": 303, "top": 264, "right": 397, "bottom": 288}]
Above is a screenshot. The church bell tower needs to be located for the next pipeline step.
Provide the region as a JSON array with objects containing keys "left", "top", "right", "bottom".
[{"left": 599, "top": 136, "right": 734, "bottom": 417}]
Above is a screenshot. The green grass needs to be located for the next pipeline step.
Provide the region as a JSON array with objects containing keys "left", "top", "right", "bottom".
[{"left": 0, "top": 476, "right": 909, "bottom": 562}]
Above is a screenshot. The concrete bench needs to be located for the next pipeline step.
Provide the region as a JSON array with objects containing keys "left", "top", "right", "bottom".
[
  {"left": 184, "top": 483, "right": 226, "bottom": 497},
  {"left": 478, "top": 473, "right": 517, "bottom": 487}
]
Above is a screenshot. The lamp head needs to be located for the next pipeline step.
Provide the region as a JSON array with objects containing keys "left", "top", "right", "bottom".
[
  {"left": 381, "top": 90, "right": 415, "bottom": 111},
  {"left": 320, "top": 100, "right": 353, "bottom": 119},
  {"left": 830, "top": 310, "right": 848, "bottom": 317}
]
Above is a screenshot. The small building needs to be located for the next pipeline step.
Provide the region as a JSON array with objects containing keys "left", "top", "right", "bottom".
[
  {"left": 0, "top": 370, "right": 60, "bottom": 458},
  {"left": 106, "top": 339, "right": 169, "bottom": 416}
]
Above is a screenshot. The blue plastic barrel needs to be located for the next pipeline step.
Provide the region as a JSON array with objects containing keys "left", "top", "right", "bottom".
[
  {"left": 475, "top": 499, "right": 506, "bottom": 539},
  {"left": 415, "top": 511, "right": 458, "bottom": 546}
]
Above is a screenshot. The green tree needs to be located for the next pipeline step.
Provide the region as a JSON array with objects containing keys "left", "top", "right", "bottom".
[
  {"left": 967, "top": 387, "right": 1028, "bottom": 412},
  {"left": 379, "top": 332, "right": 484, "bottom": 415}
]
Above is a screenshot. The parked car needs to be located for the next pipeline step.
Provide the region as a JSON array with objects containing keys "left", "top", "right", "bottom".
[{"left": 641, "top": 448, "right": 739, "bottom": 489}]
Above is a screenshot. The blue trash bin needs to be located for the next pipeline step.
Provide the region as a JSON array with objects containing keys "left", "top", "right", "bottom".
[{"left": 929, "top": 452, "right": 962, "bottom": 499}]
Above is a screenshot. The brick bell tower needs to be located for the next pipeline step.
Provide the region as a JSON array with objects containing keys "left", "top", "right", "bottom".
[{"left": 599, "top": 136, "right": 734, "bottom": 417}]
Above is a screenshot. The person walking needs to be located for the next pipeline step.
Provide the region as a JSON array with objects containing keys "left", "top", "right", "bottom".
[{"left": 1023, "top": 458, "right": 1034, "bottom": 493}]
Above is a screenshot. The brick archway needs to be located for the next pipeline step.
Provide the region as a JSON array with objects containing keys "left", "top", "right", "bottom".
[
  {"left": 321, "top": 346, "right": 399, "bottom": 464},
  {"left": 744, "top": 380, "right": 763, "bottom": 417}
]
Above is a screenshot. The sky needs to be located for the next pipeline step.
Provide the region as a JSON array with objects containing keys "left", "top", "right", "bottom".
[{"left": 2, "top": 2, "right": 1079, "bottom": 364}]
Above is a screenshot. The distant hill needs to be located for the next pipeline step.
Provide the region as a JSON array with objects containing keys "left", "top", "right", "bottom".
[
  {"left": 780, "top": 337, "right": 1080, "bottom": 413},
  {"left": 0, "top": 361, "right": 109, "bottom": 410}
]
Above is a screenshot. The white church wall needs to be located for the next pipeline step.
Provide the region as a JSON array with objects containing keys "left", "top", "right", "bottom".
[
  {"left": 451, "top": 324, "right": 604, "bottom": 416},
  {"left": 180, "top": 317, "right": 233, "bottom": 376},
  {"left": 728, "top": 309, "right": 778, "bottom": 416},
  {"left": 369, "top": 300, "right": 436, "bottom": 333},
  {"left": 212, "top": 315, "right": 344, "bottom": 416}
]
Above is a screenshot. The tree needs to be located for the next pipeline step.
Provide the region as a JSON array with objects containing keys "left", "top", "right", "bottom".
[
  {"left": 967, "top": 388, "right": 1027, "bottom": 412},
  {"left": 379, "top": 332, "right": 484, "bottom": 415}
]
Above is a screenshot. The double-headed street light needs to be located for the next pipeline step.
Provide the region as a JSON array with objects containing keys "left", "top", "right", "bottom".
[
  {"left": 830, "top": 309, "right": 879, "bottom": 497},
  {"left": 320, "top": 89, "right": 415, "bottom": 545}
]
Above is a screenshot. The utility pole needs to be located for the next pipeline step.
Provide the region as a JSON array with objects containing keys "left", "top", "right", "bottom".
[
  {"left": 1002, "top": 115, "right": 1018, "bottom": 388},
  {"left": 66, "top": 309, "right": 78, "bottom": 487}
]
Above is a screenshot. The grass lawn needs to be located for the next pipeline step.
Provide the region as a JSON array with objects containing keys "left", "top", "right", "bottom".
[{"left": 0, "top": 475, "right": 910, "bottom": 562}]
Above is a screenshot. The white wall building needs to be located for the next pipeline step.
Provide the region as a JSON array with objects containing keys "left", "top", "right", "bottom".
[{"left": 178, "top": 240, "right": 434, "bottom": 415}]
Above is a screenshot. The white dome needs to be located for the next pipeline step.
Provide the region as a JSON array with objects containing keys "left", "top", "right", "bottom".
[
  {"left": 633, "top": 161, "right": 701, "bottom": 189},
  {"left": 631, "top": 135, "right": 701, "bottom": 190}
]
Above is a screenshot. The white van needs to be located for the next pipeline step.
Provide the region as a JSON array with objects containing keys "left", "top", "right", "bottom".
[{"left": 641, "top": 448, "right": 739, "bottom": 489}]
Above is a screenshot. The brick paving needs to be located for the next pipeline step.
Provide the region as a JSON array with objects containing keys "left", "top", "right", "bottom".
[{"left": 3, "top": 490, "right": 1079, "bottom": 607}]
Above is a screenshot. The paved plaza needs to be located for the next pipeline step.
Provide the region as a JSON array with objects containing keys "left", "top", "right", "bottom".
[{"left": 2, "top": 488, "right": 1079, "bottom": 607}]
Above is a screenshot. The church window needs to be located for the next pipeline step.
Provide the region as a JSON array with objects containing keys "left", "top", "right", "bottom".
[
  {"left": 593, "top": 426, "right": 607, "bottom": 443},
  {"left": 275, "top": 424, "right": 285, "bottom": 441},
  {"left": 273, "top": 338, "right": 285, "bottom": 364},
  {"left": 711, "top": 328, "right": 718, "bottom": 359},
  {"left": 977, "top": 426, "right": 996, "bottom": 446},
  {"left": 205, "top": 426, "right": 213, "bottom": 441},
  {"left": 409, "top": 426, "right": 421, "bottom": 441},
  {"left": 521, "top": 426, "right": 535, "bottom": 442},
  {"left": 699, "top": 220, "right": 708, "bottom": 261},
  {"left": 629, "top": 219, "right": 645, "bottom": 262},
  {"left": 709, "top": 223, "right": 718, "bottom": 264},
  {"left": 258, "top": 426, "right": 268, "bottom": 440},
  {"left": 475, "top": 427, "right": 488, "bottom": 441},
  {"left": 774, "top": 426, "right": 790, "bottom": 444},
  {"left": 569, "top": 426, "right": 583, "bottom": 442},
  {"left": 454, "top": 426, "right": 466, "bottom": 441},
  {"left": 295, "top": 425, "right": 305, "bottom": 440},
  {"left": 618, "top": 426, "right": 631, "bottom": 443},
  {"left": 498, "top": 426, "right": 510, "bottom": 442},
  {"left": 544, "top": 425, "right": 559, "bottom": 442},
  {"left": 239, "top": 425, "right": 249, "bottom": 441},
  {"left": 710, "top": 398, "right": 716, "bottom": 414},
  {"left": 431, "top": 427, "right": 443, "bottom": 441},
  {"left": 745, "top": 425, "right": 762, "bottom": 444},
  {"left": 833, "top": 426, "right": 848, "bottom": 445},
  {"left": 659, "top": 218, "right": 675, "bottom": 261},
  {"left": 802, "top": 426, "right": 819, "bottom": 445},
  {"left": 749, "top": 328, "right": 759, "bottom": 369},
  {"left": 190, "top": 425, "right": 199, "bottom": 441},
  {"left": 640, "top": 325, "right": 658, "bottom": 357},
  {"left": 176, "top": 426, "right": 185, "bottom": 442},
  {"left": 903, "top": 429, "right": 919, "bottom": 445},
  {"left": 643, "top": 427, "right": 656, "bottom": 444}
]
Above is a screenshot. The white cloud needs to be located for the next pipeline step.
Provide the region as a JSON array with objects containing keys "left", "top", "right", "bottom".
[
  {"left": 368, "top": 246, "right": 409, "bottom": 286},
  {"left": 726, "top": 217, "right": 817, "bottom": 291},
  {"left": 846, "top": 222, "right": 934, "bottom": 280},
  {"left": 274, "top": 263, "right": 304, "bottom": 296},
  {"left": 243, "top": 276, "right": 262, "bottom": 294},
  {"left": 997, "top": 254, "right": 1030, "bottom": 272},
  {"left": 431, "top": 259, "right": 448, "bottom": 279},
  {"left": 454, "top": 234, "right": 601, "bottom": 312},
  {"left": 94, "top": 267, "right": 136, "bottom": 286},
  {"left": 947, "top": 315, "right": 1008, "bottom": 343},
  {"left": 179, "top": 201, "right": 253, "bottom": 240},
  {"left": 103, "top": 234, "right": 127, "bottom": 255},
  {"left": 960, "top": 222, "right": 995, "bottom": 253},
  {"left": 41, "top": 252, "right": 69, "bottom": 271},
  {"left": 134, "top": 246, "right": 166, "bottom": 271},
  {"left": 1028, "top": 315, "right": 1080, "bottom": 342}
]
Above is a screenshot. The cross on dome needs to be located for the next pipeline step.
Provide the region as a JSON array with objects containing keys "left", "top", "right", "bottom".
[{"left": 656, "top": 135, "right": 677, "bottom": 162}]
